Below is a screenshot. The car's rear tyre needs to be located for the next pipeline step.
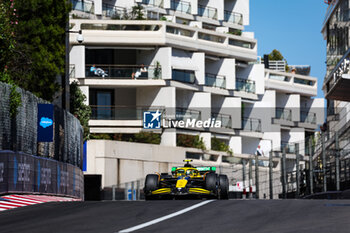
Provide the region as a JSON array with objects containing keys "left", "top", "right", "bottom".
[
  {"left": 144, "top": 174, "right": 159, "bottom": 194},
  {"left": 205, "top": 173, "right": 217, "bottom": 191},
  {"left": 218, "top": 174, "right": 229, "bottom": 200}
]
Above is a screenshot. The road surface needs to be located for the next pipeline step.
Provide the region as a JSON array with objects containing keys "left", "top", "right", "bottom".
[{"left": 1, "top": 199, "right": 350, "bottom": 233}]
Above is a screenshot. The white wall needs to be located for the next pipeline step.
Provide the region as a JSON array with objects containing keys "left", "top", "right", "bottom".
[
  {"left": 70, "top": 45, "right": 85, "bottom": 78},
  {"left": 192, "top": 52, "right": 205, "bottom": 85},
  {"left": 229, "top": 136, "right": 242, "bottom": 154},
  {"left": 137, "top": 86, "right": 176, "bottom": 108},
  {"left": 188, "top": 92, "right": 211, "bottom": 120},
  {"left": 310, "top": 98, "right": 325, "bottom": 125},
  {"left": 242, "top": 136, "right": 259, "bottom": 155},
  {"left": 154, "top": 47, "right": 172, "bottom": 80},
  {"left": 289, "top": 128, "right": 305, "bottom": 156},
  {"left": 205, "top": 58, "right": 235, "bottom": 90}
]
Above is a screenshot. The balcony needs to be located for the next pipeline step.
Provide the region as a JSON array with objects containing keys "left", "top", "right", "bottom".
[
  {"left": 102, "top": 3, "right": 125, "bottom": 18},
  {"left": 205, "top": 73, "right": 226, "bottom": 89},
  {"left": 90, "top": 106, "right": 162, "bottom": 120},
  {"left": 242, "top": 117, "right": 261, "bottom": 132},
  {"left": 172, "top": 69, "right": 195, "bottom": 84},
  {"left": 176, "top": 108, "right": 201, "bottom": 121},
  {"left": 198, "top": 5, "right": 217, "bottom": 20},
  {"left": 85, "top": 65, "right": 162, "bottom": 79},
  {"left": 212, "top": 113, "right": 231, "bottom": 128},
  {"left": 281, "top": 141, "right": 296, "bottom": 154},
  {"left": 265, "top": 69, "right": 317, "bottom": 96},
  {"left": 141, "top": 0, "right": 164, "bottom": 7},
  {"left": 275, "top": 108, "right": 292, "bottom": 121},
  {"left": 300, "top": 111, "right": 316, "bottom": 124},
  {"left": 71, "top": 0, "right": 94, "bottom": 14},
  {"left": 236, "top": 78, "right": 256, "bottom": 93},
  {"left": 224, "top": 10, "right": 243, "bottom": 25},
  {"left": 171, "top": 0, "right": 191, "bottom": 14}
]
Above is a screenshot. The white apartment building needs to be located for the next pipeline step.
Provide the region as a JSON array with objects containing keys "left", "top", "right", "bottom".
[{"left": 69, "top": 0, "right": 324, "bottom": 189}]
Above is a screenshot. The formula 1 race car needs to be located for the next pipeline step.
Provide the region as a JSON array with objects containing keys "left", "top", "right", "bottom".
[{"left": 143, "top": 160, "right": 229, "bottom": 200}]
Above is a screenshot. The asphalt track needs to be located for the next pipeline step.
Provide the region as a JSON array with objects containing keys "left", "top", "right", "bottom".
[{"left": 1, "top": 199, "right": 350, "bottom": 233}]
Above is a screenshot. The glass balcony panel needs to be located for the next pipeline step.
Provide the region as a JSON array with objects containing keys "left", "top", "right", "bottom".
[
  {"left": 166, "top": 26, "right": 194, "bottom": 37},
  {"left": 212, "top": 112, "right": 231, "bottom": 128},
  {"left": 198, "top": 5, "right": 217, "bottom": 20},
  {"left": 176, "top": 108, "right": 201, "bottom": 121},
  {"left": 300, "top": 111, "right": 317, "bottom": 124},
  {"left": 229, "top": 39, "right": 252, "bottom": 49},
  {"left": 85, "top": 65, "right": 162, "bottom": 79},
  {"left": 171, "top": 0, "right": 191, "bottom": 14},
  {"left": 172, "top": 69, "right": 195, "bottom": 83},
  {"left": 142, "top": 0, "right": 163, "bottom": 7},
  {"left": 276, "top": 108, "right": 292, "bottom": 121},
  {"left": 205, "top": 74, "right": 226, "bottom": 89},
  {"left": 91, "top": 106, "right": 163, "bottom": 120},
  {"left": 236, "top": 78, "right": 256, "bottom": 93},
  {"left": 71, "top": 0, "right": 94, "bottom": 13},
  {"left": 198, "top": 33, "right": 225, "bottom": 43},
  {"left": 242, "top": 117, "right": 261, "bottom": 132},
  {"left": 224, "top": 10, "right": 243, "bottom": 25}
]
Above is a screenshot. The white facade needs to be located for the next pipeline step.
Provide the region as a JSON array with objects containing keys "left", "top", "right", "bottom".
[{"left": 69, "top": 0, "right": 324, "bottom": 187}]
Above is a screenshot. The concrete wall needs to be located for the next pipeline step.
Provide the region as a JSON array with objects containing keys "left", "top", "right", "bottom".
[
  {"left": 224, "top": 0, "right": 250, "bottom": 25},
  {"left": 205, "top": 58, "right": 236, "bottom": 90},
  {"left": 70, "top": 45, "right": 85, "bottom": 78}
]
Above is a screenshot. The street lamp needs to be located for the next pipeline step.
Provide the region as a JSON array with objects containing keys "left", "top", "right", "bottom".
[{"left": 64, "top": 29, "right": 83, "bottom": 111}]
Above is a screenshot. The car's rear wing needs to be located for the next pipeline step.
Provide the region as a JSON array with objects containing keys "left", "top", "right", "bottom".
[{"left": 171, "top": 166, "right": 216, "bottom": 175}]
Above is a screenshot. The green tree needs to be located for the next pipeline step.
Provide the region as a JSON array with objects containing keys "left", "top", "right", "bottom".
[
  {"left": 70, "top": 81, "right": 91, "bottom": 141},
  {"left": 1, "top": 0, "right": 70, "bottom": 101},
  {"left": 268, "top": 49, "right": 284, "bottom": 61}
]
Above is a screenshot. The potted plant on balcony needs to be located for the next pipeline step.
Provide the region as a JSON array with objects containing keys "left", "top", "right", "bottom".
[{"left": 153, "top": 61, "right": 161, "bottom": 79}]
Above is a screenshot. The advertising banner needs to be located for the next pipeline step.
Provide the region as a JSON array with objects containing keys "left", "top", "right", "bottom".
[
  {"left": 0, "top": 151, "right": 83, "bottom": 199},
  {"left": 37, "top": 104, "right": 54, "bottom": 142}
]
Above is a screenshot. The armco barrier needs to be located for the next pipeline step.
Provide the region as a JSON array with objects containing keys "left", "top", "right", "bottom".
[{"left": 0, "top": 151, "right": 83, "bottom": 199}]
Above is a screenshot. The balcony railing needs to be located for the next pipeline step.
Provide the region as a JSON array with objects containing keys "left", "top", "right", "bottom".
[
  {"left": 281, "top": 141, "right": 296, "bottom": 154},
  {"left": 212, "top": 113, "right": 231, "bottom": 128},
  {"left": 171, "top": 0, "right": 191, "bottom": 14},
  {"left": 102, "top": 3, "right": 125, "bottom": 18},
  {"left": 205, "top": 73, "right": 226, "bottom": 89},
  {"left": 198, "top": 5, "right": 217, "bottom": 20},
  {"left": 300, "top": 111, "right": 317, "bottom": 124},
  {"left": 90, "top": 106, "right": 163, "bottom": 120},
  {"left": 276, "top": 108, "right": 292, "bottom": 121},
  {"left": 142, "top": 0, "right": 163, "bottom": 7},
  {"left": 242, "top": 117, "right": 261, "bottom": 132},
  {"left": 236, "top": 78, "right": 256, "bottom": 93},
  {"left": 85, "top": 65, "right": 162, "bottom": 79},
  {"left": 71, "top": 0, "right": 94, "bottom": 14},
  {"left": 224, "top": 10, "right": 243, "bottom": 25},
  {"left": 172, "top": 69, "right": 195, "bottom": 83},
  {"left": 176, "top": 108, "right": 201, "bottom": 121}
]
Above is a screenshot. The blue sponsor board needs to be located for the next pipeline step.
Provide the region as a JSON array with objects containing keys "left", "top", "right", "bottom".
[
  {"left": 37, "top": 104, "right": 54, "bottom": 142},
  {"left": 143, "top": 110, "right": 161, "bottom": 129}
]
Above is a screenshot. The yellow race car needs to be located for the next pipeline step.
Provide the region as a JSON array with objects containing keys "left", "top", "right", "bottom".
[{"left": 144, "top": 160, "right": 229, "bottom": 200}]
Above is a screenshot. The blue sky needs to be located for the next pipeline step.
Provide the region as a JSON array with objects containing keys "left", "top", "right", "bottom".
[{"left": 246, "top": 0, "right": 328, "bottom": 98}]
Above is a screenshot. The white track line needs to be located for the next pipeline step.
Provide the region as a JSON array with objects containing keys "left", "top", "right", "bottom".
[{"left": 117, "top": 200, "right": 214, "bottom": 233}]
